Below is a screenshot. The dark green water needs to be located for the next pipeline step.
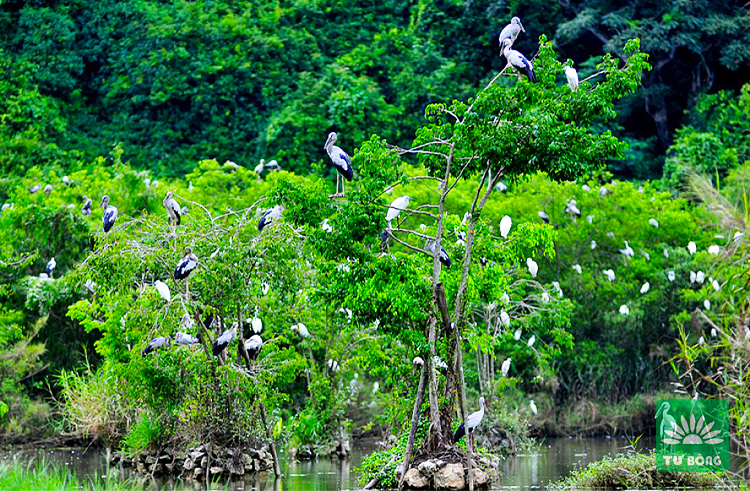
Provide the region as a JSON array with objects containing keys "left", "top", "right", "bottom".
[{"left": 2, "top": 437, "right": 646, "bottom": 490}]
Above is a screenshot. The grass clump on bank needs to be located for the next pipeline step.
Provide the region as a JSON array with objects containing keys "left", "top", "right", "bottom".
[
  {"left": 0, "top": 459, "right": 144, "bottom": 491},
  {"left": 552, "top": 452, "right": 723, "bottom": 489}
]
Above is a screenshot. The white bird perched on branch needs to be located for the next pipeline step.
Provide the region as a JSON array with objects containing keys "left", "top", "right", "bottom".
[
  {"left": 386, "top": 195, "right": 412, "bottom": 223},
  {"left": 500, "top": 310, "right": 510, "bottom": 327},
  {"left": 100, "top": 195, "right": 118, "bottom": 233},
  {"left": 649, "top": 218, "right": 659, "bottom": 228},
  {"left": 500, "top": 215, "right": 512, "bottom": 238},
  {"left": 530, "top": 400, "right": 538, "bottom": 415},
  {"left": 46, "top": 257, "right": 56, "bottom": 278},
  {"left": 163, "top": 191, "right": 182, "bottom": 229},
  {"left": 619, "top": 304, "right": 630, "bottom": 316},
  {"left": 712, "top": 279, "right": 721, "bottom": 291},
  {"left": 591, "top": 240, "right": 597, "bottom": 250},
  {"left": 687, "top": 241, "right": 697, "bottom": 255},
  {"left": 44, "top": 184, "right": 53, "bottom": 195},
  {"left": 704, "top": 300, "right": 711, "bottom": 310},
  {"left": 244, "top": 335, "right": 263, "bottom": 361},
  {"left": 708, "top": 245, "right": 720, "bottom": 255},
  {"left": 29, "top": 184, "right": 40, "bottom": 194},
  {"left": 696, "top": 271, "right": 705, "bottom": 284},
  {"left": 324, "top": 132, "right": 353, "bottom": 197},
  {"left": 175, "top": 332, "right": 199, "bottom": 346},
  {"left": 321, "top": 219, "right": 333, "bottom": 232},
  {"left": 526, "top": 258, "right": 538, "bottom": 278},
  {"left": 292, "top": 323, "right": 310, "bottom": 338},
  {"left": 154, "top": 280, "right": 171, "bottom": 302},
  {"left": 501, "top": 38, "right": 536, "bottom": 83},
  {"left": 572, "top": 264, "right": 582, "bottom": 274},
  {"left": 143, "top": 336, "right": 170, "bottom": 355},
  {"left": 62, "top": 176, "right": 70, "bottom": 185},
  {"left": 498, "top": 16, "right": 525, "bottom": 47},
  {"left": 527, "top": 335, "right": 536, "bottom": 347},
  {"left": 690, "top": 271, "right": 697, "bottom": 283},
  {"left": 514, "top": 329, "right": 522, "bottom": 341},
  {"left": 619, "top": 241, "right": 634, "bottom": 259},
  {"left": 413, "top": 356, "right": 424, "bottom": 366},
  {"left": 667, "top": 271, "right": 675, "bottom": 282},
  {"left": 604, "top": 269, "right": 615, "bottom": 282},
  {"left": 640, "top": 282, "right": 650, "bottom": 294},
  {"left": 538, "top": 211, "right": 550, "bottom": 224},
  {"left": 258, "top": 205, "right": 284, "bottom": 231},
  {"left": 213, "top": 325, "right": 237, "bottom": 356},
  {"left": 251, "top": 314, "right": 263, "bottom": 334},
  {"left": 453, "top": 397, "right": 486, "bottom": 443},
  {"left": 501, "top": 357, "right": 512, "bottom": 376},
  {"left": 563, "top": 66, "right": 578, "bottom": 91}
]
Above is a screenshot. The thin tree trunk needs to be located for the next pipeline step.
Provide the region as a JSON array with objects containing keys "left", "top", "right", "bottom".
[
  {"left": 397, "top": 363, "right": 428, "bottom": 490},
  {"left": 454, "top": 332, "right": 474, "bottom": 491},
  {"left": 426, "top": 317, "right": 442, "bottom": 441}
]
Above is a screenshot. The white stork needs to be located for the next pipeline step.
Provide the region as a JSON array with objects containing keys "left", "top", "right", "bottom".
[
  {"left": 498, "top": 17, "right": 525, "bottom": 47},
  {"left": 100, "top": 195, "right": 118, "bottom": 233},
  {"left": 563, "top": 66, "right": 579, "bottom": 91},
  {"left": 502, "top": 38, "right": 536, "bottom": 83},
  {"left": 324, "top": 132, "right": 353, "bottom": 196},
  {"left": 453, "top": 397, "right": 486, "bottom": 443},
  {"left": 163, "top": 191, "right": 182, "bottom": 229},
  {"left": 258, "top": 205, "right": 284, "bottom": 231}
]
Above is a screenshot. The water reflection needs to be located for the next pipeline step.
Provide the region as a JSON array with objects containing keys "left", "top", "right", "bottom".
[{"left": 2, "top": 438, "right": 651, "bottom": 490}]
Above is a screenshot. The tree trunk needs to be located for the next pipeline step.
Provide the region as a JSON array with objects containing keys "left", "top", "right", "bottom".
[{"left": 397, "top": 363, "right": 428, "bottom": 490}]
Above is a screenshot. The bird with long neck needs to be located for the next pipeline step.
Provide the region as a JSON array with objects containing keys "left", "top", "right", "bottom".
[
  {"left": 163, "top": 191, "right": 182, "bottom": 233},
  {"left": 324, "top": 132, "right": 353, "bottom": 197},
  {"left": 502, "top": 38, "right": 536, "bottom": 83},
  {"left": 453, "top": 397, "right": 486, "bottom": 443},
  {"left": 498, "top": 16, "right": 525, "bottom": 47},
  {"left": 174, "top": 246, "right": 199, "bottom": 297},
  {"left": 100, "top": 195, "right": 118, "bottom": 241}
]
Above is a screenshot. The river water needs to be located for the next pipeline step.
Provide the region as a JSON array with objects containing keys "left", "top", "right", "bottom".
[{"left": 2, "top": 437, "right": 649, "bottom": 490}]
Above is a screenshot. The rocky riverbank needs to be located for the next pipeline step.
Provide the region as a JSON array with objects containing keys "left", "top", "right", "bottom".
[
  {"left": 114, "top": 442, "right": 275, "bottom": 480},
  {"left": 400, "top": 453, "right": 501, "bottom": 490}
]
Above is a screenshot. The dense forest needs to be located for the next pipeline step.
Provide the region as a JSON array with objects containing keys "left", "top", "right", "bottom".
[{"left": 1, "top": 0, "right": 749, "bottom": 489}]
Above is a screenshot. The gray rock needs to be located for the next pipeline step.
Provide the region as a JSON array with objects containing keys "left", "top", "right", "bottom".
[
  {"left": 434, "top": 463, "right": 465, "bottom": 490},
  {"left": 418, "top": 460, "right": 438, "bottom": 477},
  {"left": 404, "top": 468, "right": 429, "bottom": 489},
  {"left": 183, "top": 458, "right": 196, "bottom": 471},
  {"left": 474, "top": 468, "right": 490, "bottom": 486}
]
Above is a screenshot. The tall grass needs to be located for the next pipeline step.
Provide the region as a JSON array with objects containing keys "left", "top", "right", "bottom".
[{"left": 0, "top": 459, "right": 143, "bottom": 491}]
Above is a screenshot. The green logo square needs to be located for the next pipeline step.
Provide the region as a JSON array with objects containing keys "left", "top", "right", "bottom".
[{"left": 656, "top": 399, "right": 728, "bottom": 472}]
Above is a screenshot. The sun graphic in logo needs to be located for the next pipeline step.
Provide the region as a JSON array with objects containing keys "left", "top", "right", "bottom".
[{"left": 662, "top": 413, "right": 724, "bottom": 445}]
